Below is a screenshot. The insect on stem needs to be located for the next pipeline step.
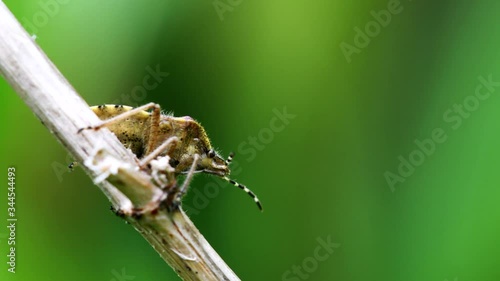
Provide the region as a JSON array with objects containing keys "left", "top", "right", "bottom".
[{"left": 80, "top": 103, "right": 263, "bottom": 212}]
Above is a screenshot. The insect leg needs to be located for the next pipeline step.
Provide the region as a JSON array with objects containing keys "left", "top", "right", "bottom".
[
  {"left": 177, "top": 154, "right": 200, "bottom": 198},
  {"left": 139, "top": 136, "right": 179, "bottom": 168},
  {"left": 144, "top": 103, "right": 161, "bottom": 156},
  {"left": 167, "top": 154, "right": 200, "bottom": 211},
  {"left": 78, "top": 102, "right": 159, "bottom": 133}
]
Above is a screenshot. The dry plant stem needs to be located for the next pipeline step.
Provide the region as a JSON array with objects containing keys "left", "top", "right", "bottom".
[{"left": 0, "top": 2, "right": 239, "bottom": 281}]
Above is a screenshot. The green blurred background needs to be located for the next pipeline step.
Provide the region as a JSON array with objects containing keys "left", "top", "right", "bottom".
[{"left": 2, "top": 0, "right": 500, "bottom": 280}]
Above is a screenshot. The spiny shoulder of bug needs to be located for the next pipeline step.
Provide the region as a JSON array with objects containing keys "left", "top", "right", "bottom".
[{"left": 155, "top": 111, "right": 231, "bottom": 178}]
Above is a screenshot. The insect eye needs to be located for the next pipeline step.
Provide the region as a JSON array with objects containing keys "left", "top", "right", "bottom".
[{"left": 208, "top": 149, "right": 216, "bottom": 158}]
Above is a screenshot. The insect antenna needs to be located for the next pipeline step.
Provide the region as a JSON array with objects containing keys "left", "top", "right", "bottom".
[
  {"left": 223, "top": 176, "right": 263, "bottom": 211},
  {"left": 225, "top": 152, "right": 234, "bottom": 166},
  {"left": 68, "top": 161, "right": 78, "bottom": 171},
  {"left": 222, "top": 152, "right": 262, "bottom": 211}
]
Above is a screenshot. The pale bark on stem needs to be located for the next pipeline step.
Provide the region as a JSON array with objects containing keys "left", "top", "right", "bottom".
[{"left": 0, "top": 2, "right": 239, "bottom": 280}]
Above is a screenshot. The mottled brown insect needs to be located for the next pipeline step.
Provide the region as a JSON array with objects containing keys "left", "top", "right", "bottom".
[{"left": 79, "top": 103, "right": 262, "bottom": 211}]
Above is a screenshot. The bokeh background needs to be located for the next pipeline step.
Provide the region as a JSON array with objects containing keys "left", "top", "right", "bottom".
[{"left": 2, "top": 1, "right": 500, "bottom": 280}]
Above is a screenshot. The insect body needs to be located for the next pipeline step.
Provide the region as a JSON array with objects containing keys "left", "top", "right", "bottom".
[{"left": 82, "top": 103, "right": 262, "bottom": 211}]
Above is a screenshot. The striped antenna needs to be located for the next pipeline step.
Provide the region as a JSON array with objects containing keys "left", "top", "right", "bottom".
[
  {"left": 225, "top": 152, "right": 234, "bottom": 166},
  {"left": 223, "top": 152, "right": 263, "bottom": 211},
  {"left": 223, "top": 176, "right": 263, "bottom": 211},
  {"left": 68, "top": 161, "right": 78, "bottom": 171}
]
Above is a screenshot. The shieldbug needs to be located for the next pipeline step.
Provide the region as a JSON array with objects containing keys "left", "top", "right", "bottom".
[{"left": 78, "top": 102, "right": 262, "bottom": 211}]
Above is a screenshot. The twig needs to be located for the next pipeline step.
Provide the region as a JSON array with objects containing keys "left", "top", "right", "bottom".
[{"left": 0, "top": 2, "right": 240, "bottom": 280}]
